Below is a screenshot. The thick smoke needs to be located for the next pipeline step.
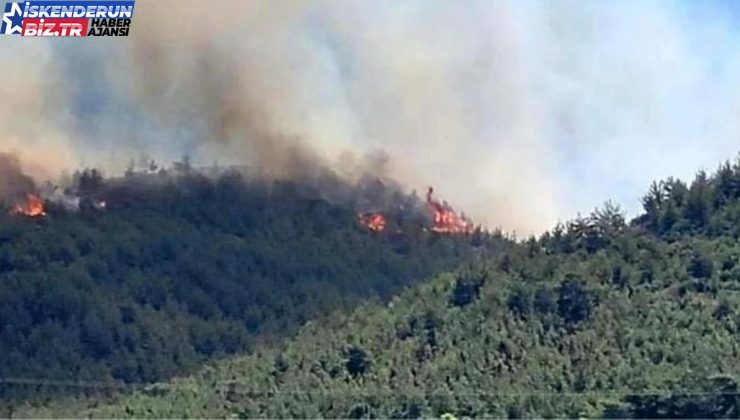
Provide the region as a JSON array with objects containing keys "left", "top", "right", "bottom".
[
  {"left": 1, "top": 1, "right": 740, "bottom": 233},
  {"left": 0, "top": 153, "right": 34, "bottom": 201}
]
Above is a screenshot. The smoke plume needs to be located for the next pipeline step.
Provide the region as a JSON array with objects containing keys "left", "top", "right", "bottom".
[
  {"left": 0, "top": 153, "right": 34, "bottom": 201},
  {"left": 1, "top": 0, "right": 740, "bottom": 233}
]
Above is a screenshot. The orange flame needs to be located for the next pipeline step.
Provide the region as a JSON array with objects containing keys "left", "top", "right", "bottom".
[
  {"left": 11, "top": 193, "right": 46, "bottom": 218},
  {"left": 426, "top": 187, "right": 472, "bottom": 234},
  {"left": 358, "top": 212, "right": 386, "bottom": 232}
]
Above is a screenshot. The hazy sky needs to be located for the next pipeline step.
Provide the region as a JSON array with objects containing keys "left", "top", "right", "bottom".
[{"left": 1, "top": 0, "right": 740, "bottom": 233}]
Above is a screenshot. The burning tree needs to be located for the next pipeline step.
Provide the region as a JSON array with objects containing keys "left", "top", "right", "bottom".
[
  {"left": 356, "top": 186, "right": 475, "bottom": 235},
  {"left": 426, "top": 187, "right": 473, "bottom": 234},
  {"left": 358, "top": 212, "right": 387, "bottom": 232},
  {"left": 10, "top": 192, "right": 46, "bottom": 218}
]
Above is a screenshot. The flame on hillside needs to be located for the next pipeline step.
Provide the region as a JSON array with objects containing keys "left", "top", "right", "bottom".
[
  {"left": 358, "top": 212, "right": 386, "bottom": 232},
  {"left": 358, "top": 186, "right": 475, "bottom": 234},
  {"left": 426, "top": 187, "right": 473, "bottom": 234},
  {"left": 11, "top": 193, "right": 46, "bottom": 217}
]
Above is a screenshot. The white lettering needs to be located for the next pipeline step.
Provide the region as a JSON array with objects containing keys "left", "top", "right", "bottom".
[
  {"left": 118, "top": 6, "right": 133, "bottom": 19},
  {"left": 72, "top": 6, "right": 86, "bottom": 18}
]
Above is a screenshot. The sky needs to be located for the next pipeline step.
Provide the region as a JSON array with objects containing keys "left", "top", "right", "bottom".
[{"left": 1, "top": 0, "right": 740, "bottom": 234}]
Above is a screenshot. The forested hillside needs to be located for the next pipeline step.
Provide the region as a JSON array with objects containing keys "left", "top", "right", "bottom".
[
  {"left": 68, "top": 158, "right": 740, "bottom": 419},
  {"left": 0, "top": 168, "right": 505, "bottom": 406}
]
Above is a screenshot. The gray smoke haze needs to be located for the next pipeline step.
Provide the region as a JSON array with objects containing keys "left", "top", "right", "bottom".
[
  {"left": 1, "top": 0, "right": 740, "bottom": 234},
  {"left": 0, "top": 153, "right": 34, "bottom": 200}
]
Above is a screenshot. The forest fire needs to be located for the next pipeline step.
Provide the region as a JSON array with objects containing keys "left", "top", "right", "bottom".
[
  {"left": 426, "top": 187, "right": 473, "bottom": 234},
  {"left": 358, "top": 187, "right": 474, "bottom": 234},
  {"left": 11, "top": 193, "right": 46, "bottom": 218},
  {"left": 358, "top": 212, "right": 386, "bottom": 232}
]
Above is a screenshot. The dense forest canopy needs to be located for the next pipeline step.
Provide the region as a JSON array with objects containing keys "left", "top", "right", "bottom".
[
  {"left": 30, "top": 156, "right": 740, "bottom": 419},
  {"left": 0, "top": 165, "right": 506, "bottom": 407},
  {"left": 5, "top": 156, "right": 740, "bottom": 418}
]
